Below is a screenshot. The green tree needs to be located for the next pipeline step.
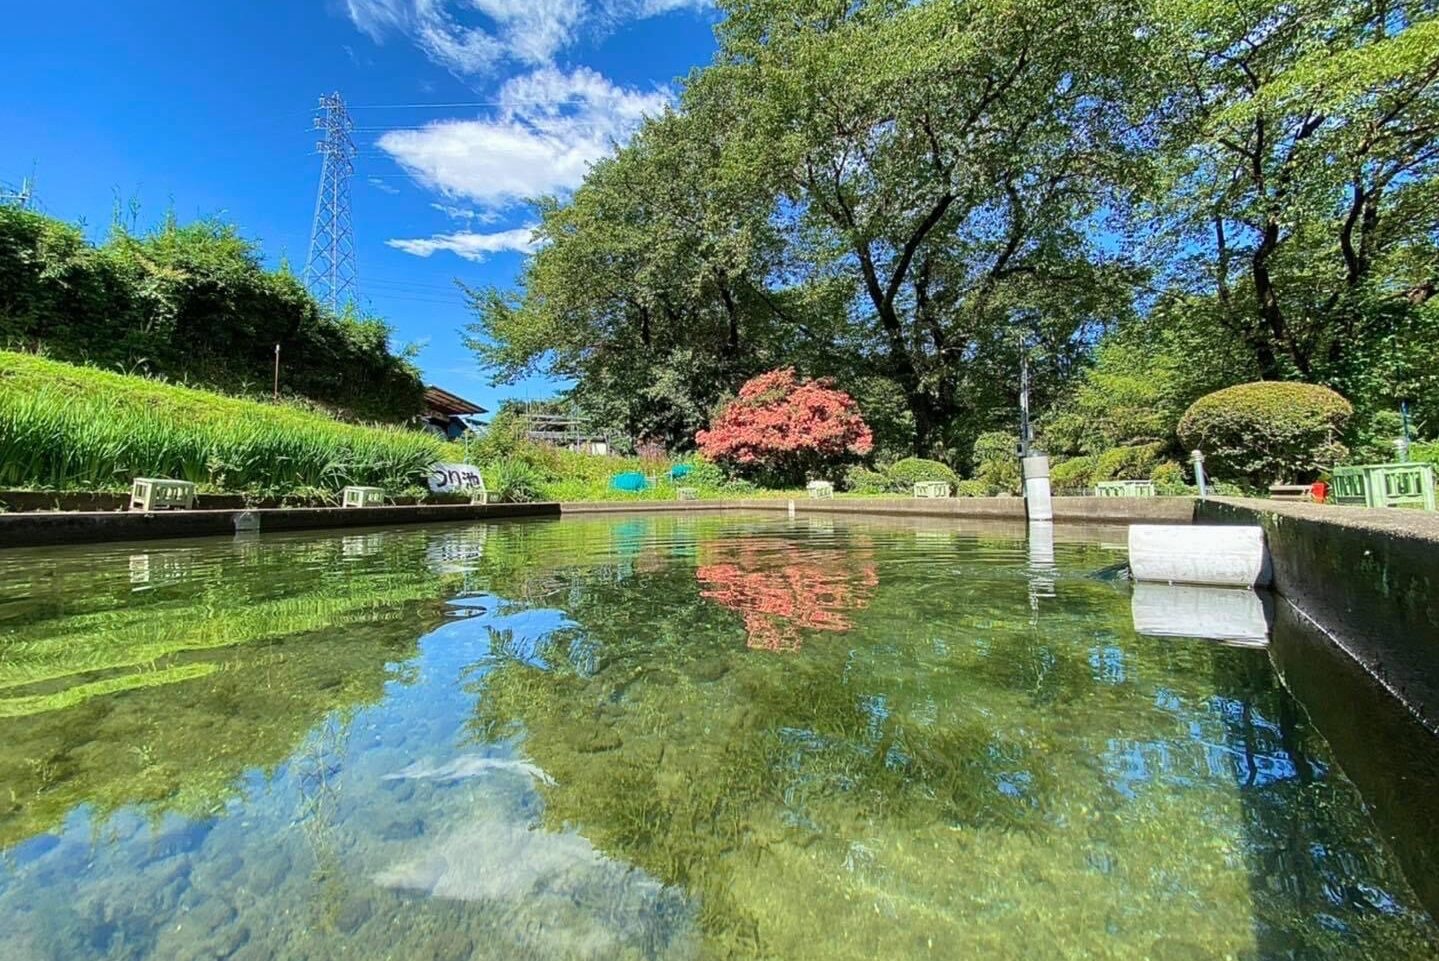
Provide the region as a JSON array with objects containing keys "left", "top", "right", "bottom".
[
  {"left": 1147, "top": 0, "right": 1439, "bottom": 392},
  {"left": 694, "top": 0, "right": 1149, "bottom": 458},
  {"left": 463, "top": 109, "right": 798, "bottom": 449}
]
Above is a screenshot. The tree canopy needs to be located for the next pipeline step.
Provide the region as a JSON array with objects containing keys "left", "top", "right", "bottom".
[{"left": 465, "top": 0, "right": 1439, "bottom": 469}]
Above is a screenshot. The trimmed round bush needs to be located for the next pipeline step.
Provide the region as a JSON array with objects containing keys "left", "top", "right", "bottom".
[
  {"left": 1178, "top": 382, "right": 1352, "bottom": 484},
  {"left": 883, "top": 457, "right": 959, "bottom": 491}
]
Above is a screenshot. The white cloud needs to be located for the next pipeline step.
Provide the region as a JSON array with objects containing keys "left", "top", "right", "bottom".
[
  {"left": 386, "top": 225, "right": 541, "bottom": 261},
  {"left": 343, "top": 0, "right": 711, "bottom": 75},
  {"left": 368, "top": 176, "right": 401, "bottom": 194},
  {"left": 377, "top": 66, "right": 670, "bottom": 209},
  {"left": 473, "top": 0, "right": 586, "bottom": 65},
  {"left": 430, "top": 202, "right": 500, "bottom": 223}
]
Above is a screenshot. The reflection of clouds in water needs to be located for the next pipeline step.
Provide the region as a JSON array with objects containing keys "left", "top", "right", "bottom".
[
  {"left": 374, "top": 819, "right": 695, "bottom": 960},
  {"left": 383, "top": 753, "right": 556, "bottom": 786},
  {"left": 430, "top": 596, "right": 575, "bottom": 669}
]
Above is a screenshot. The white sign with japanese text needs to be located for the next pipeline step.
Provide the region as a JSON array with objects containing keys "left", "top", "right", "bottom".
[{"left": 428, "top": 463, "right": 484, "bottom": 494}]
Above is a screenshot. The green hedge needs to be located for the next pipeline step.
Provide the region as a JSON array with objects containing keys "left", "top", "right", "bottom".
[
  {"left": 1094, "top": 443, "right": 1164, "bottom": 481},
  {"left": 1178, "top": 381, "right": 1352, "bottom": 484},
  {"left": 844, "top": 466, "right": 891, "bottom": 494}
]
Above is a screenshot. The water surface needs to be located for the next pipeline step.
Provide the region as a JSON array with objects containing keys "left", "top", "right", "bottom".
[{"left": 1, "top": 514, "right": 1435, "bottom": 960}]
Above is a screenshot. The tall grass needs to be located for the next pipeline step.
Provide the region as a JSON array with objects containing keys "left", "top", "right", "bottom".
[{"left": 0, "top": 352, "right": 446, "bottom": 494}]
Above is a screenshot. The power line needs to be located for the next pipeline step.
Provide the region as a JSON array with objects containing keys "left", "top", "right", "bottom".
[
  {"left": 304, "top": 93, "right": 360, "bottom": 312},
  {"left": 348, "top": 98, "right": 613, "bottom": 109}
]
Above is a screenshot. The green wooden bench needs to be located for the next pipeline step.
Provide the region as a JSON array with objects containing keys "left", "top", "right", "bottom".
[{"left": 1331, "top": 463, "right": 1436, "bottom": 511}]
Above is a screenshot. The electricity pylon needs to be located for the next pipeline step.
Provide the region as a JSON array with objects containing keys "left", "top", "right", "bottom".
[{"left": 304, "top": 93, "right": 358, "bottom": 312}]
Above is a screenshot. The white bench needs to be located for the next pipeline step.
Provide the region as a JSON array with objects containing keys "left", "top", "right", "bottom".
[
  {"left": 913, "top": 481, "right": 951, "bottom": 498},
  {"left": 130, "top": 478, "right": 196, "bottom": 512},
  {"left": 676, "top": 487, "right": 698, "bottom": 501},
  {"left": 806, "top": 480, "right": 834, "bottom": 499},
  {"left": 341, "top": 486, "right": 385, "bottom": 508}
]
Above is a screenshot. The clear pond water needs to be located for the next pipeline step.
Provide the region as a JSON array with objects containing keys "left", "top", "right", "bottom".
[{"left": 0, "top": 513, "right": 1436, "bottom": 960}]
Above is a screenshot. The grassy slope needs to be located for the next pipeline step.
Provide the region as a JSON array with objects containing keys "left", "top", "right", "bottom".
[
  {"left": 0, "top": 351, "right": 900, "bottom": 503},
  {"left": 0, "top": 351, "right": 446, "bottom": 495}
]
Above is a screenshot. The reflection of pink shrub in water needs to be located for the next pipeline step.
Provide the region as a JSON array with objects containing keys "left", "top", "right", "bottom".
[{"left": 696, "top": 542, "right": 878, "bottom": 651}]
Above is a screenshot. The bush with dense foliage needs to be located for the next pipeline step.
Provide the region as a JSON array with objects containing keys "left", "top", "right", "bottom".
[
  {"left": 697, "top": 368, "right": 872, "bottom": 486},
  {"left": 883, "top": 458, "right": 960, "bottom": 490},
  {"left": 972, "top": 433, "right": 1021, "bottom": 495},
  {"left": 1094, "top": 443, "right": 1165, "bottom": 482},
  {"left": 844, "top": 466, "right": 890, "bottom": 494},
  {"left": 485, "top": 458, "right": 545, "bottom": 503},
  {"left": 1049, "top": 456, "right": 1097, "bottom": 493},
  {"left": 1150, "top": 461, "right": 1189, "bottom": 494},
  {"left": 955, "top": 479, "right": 990, "bottom": 497},
  {"left": 0, "top": 352, "right": 442, "bottom": 495},
  {"left": 1178, "top": 382, "right": 1353, "bottom": 484},
  {"left": 0, "top": 207, "right": 423, "bottom": 421}
]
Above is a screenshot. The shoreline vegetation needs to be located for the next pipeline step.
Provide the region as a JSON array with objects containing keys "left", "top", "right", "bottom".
[{"left": 3, "top": 351, "right": 1434, "bottom": 510}]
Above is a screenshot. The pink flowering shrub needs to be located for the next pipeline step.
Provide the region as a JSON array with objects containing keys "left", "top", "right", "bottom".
[{"left": 696, "top": 368, "right": 872, "bottom": 485}]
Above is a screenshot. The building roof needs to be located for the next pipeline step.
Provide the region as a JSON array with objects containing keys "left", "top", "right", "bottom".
[{"left": 423, "top": 386, "right": 487, "bottom": 418}]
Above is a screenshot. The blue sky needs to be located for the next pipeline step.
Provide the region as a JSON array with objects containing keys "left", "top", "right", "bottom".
[{"left": 2, "top": 1, "right": 720, "bottom": 410}]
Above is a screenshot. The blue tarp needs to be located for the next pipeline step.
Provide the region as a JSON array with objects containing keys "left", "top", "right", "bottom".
[{"left": 611, "top": 471, "right": 649, "bottom": 492}]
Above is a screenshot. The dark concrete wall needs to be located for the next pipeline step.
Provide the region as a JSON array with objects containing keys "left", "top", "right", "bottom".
[
  {"left": 1198, "top": 497, "right": 1439, "bottom": 732},
  {"left": 0, "top": 503, "right": 559, "bottom": 548},
  {"left": 0, "top": 495, "right": 1196, "bottom": 549},
  {"left": 0, "top": 489, "right": 488, "bottom": 513},
  {"left": 561, "top": 496, "right": 1196, "bottom": 523},
  {"left": 1267, "top": 601, "right": 1439, "bottom": 918}
]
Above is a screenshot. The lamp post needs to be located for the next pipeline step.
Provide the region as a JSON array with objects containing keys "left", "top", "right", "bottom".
[
  {"left": 1018, "top": 335, "right": 1052, "bottom": 521},
  {"left": 1192, "top": 450, "right": 1208, "bottom": 499}
]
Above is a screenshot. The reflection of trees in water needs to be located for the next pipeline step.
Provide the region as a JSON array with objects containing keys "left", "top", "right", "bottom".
[
  {"left": 464, "top": 518, "right": 1439, "bottom": 959},
  {"left": 0, "top": 527, "right": 466, "bottom": 850},
  {"left": 1209, "top": 649, "right": 1438, "bottom": 957},
  {"left": 695, "top": 538, "right": 878, "bottom": 651}
]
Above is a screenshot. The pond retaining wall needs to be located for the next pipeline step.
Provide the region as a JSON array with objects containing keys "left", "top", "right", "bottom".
[
  {"left": 0, "top": 503, "right": 559, "bottom": 548},
  {"left": 1198, "top": 497, "right": 1439, "bottom": 733}
]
